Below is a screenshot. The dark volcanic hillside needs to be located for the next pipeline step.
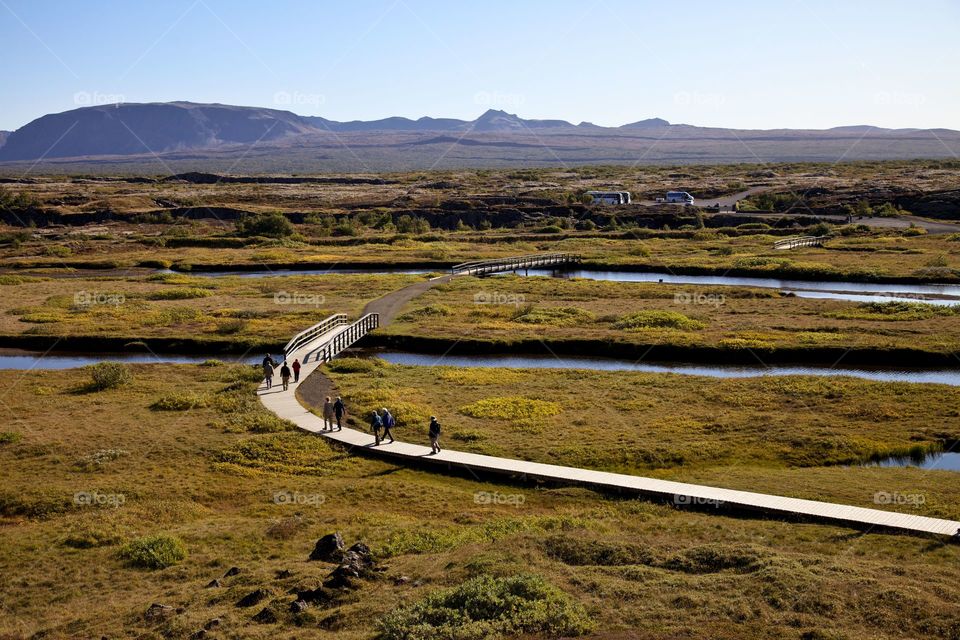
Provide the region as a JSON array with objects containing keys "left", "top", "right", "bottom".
[
  {"left": 2, "top": 102, "right": 959, "bottom": 172},
  {"left": 0, "top": 102, "right": 315, "bottom": 161}
]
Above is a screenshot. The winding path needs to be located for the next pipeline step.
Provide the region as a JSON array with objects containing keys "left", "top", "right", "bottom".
[{"left": 259, "top": 265, "right": 960, "bottom": 539}]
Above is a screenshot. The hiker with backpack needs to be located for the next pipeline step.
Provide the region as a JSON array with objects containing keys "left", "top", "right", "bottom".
[
  {"left": 333, "top": 396, "right": 346, "bottom": 431},
  {"left": 322, "top": 396, "right": 335, "bottom": 430},
  {"left": 370, "top": 409, "right": 383, "bottom": 446},
  {"left": 279, "top": 361, "right": 292, "bottom": 391},
  {"left": 381, "top": 407, "right": 396, "bottom": 444},
  {"left": 428, "top": 416, "right": 441, "bottom": 454},
  {"left": 261, "top": 354, "right": 276, "bottom": 390}
]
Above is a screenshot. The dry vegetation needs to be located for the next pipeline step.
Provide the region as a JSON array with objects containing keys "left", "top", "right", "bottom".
[
  {"left": 2, "top": 161, "right": 960, "bottom": 639},
  {"left": 2, "top": 364, "right": 959, "bottom": 639}
]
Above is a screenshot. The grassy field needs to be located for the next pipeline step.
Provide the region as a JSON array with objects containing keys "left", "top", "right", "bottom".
[
  {"left": 0, "top": 271, "right": 427, "bottom": 351},
  {"left": 3, "top": 228, "right": 959, "bottom": 283},
  {"left": 377, "top": 274, "right": 960, "bottom": 360},
  {"left": 2, "top": 363, "right": 959, "bottom": 639},
  {"left": 323, "top": 359, "right": 960, "bottom": 517},
  {"left": 2, "top": 162, "right": 960, "bottom": 639}
]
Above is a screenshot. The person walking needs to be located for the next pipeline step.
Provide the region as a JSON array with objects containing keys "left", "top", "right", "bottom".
[
  {"left": 381, "top": 407, "right": 395, "bottom": 444},
  {"left": 292, "top": 358, "right": 301, "bottom": 383},
  {"left": 280, "top": 361, "right": 292, "bottom": 391},
  {"left": 428, "top": 416, "right": 442, "bottom": 454},
  {"left": 261, "top": 354, "right": 276, "bottom": 390},
  {"left": 333, "top": 396, "right": 346, "bottom": 431},
  {"left": 370, "top": 410, "right": 383, "bottom": 446},
  {"left": 322, "top": 396, "right": 335, "bottom": 431}
]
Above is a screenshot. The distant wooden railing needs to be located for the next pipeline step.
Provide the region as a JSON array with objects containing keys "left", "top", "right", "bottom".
[
  {"left": 303, "top": 313, "right": 380, "bottom": 364},
  {"left": 773, "top": 235, "right": 828, "bottom": 250},
  {"left": 283, "top": 313, "right": 348, "bottom": 356},
  {"left": 452, "top": 252, "right": 582, "bottom": 276}
]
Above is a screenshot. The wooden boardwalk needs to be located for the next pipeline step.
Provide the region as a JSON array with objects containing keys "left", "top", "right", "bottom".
[
  {"left": 451, "top": 252, "right": 581, "bottom": 276},
  {"left": 774, "top": 235, "right": 828, "bottom": 250},
  {"left": 260, "top": 306, "right": 960, "bottom": 540}
]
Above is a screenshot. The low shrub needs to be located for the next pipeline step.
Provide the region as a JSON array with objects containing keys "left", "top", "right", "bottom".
[
  {"left": 377, "top": 574, "right": 593, "bottom": 640},
  {"left": 326, "top": 358, "right": 383, "bottom": 374},
  {"left": 399, "top": 304, "right": 453, "bottom": 321},
  {"left": 826, "top": 301, "right": 956, "bottom": 322},
  {"left": 86, "top": 362, "right": 132, "bottom": 391},
  {"left": 236, "top": 212, "right": 294, "bottom": 238},
  {"left": 513, "top": 306, "right": 595, "bottom": 326},
  {"left": 614, "top": 311, "right": 706, "bottom": 331},
  {"left": 146, "top": 287, "right": 211, "bottom": 300},
  {"left": 119, "top": 534, "right": 187, "bottom": 569},
  {"left": 150, "top": 392, "right": 208, "bottom": 411},
  {"left": 543, "top": 535, "right": 654, "bottom": 566},
  {"left": 664, "top": 544, "right": 764, "bottom": 574}
]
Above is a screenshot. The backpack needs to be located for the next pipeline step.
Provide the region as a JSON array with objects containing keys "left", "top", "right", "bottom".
[{"left": 385, "top": 413, "right": 396, "bottom": 429}]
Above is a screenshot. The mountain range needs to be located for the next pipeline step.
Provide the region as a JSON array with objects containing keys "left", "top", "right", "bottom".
[{"left": 1, "top": 101, "right": 958, "bottom": 172}]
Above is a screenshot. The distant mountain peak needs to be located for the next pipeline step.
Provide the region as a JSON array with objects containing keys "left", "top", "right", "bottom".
[{"left": 621, "top": 117, "right": 671, "bottom": 129}]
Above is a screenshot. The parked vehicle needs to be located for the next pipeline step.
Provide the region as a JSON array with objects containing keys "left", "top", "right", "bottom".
[
  {"left": 588, "top": 190, "right": 631, "bottom": 205},
  {"left": 665, "top": 191, "right": 695, "bottom": 205}
]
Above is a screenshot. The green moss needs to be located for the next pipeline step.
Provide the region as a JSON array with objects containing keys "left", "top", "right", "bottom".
[{"left": 459, "top": 396, "right": 561, "bottom": 422}]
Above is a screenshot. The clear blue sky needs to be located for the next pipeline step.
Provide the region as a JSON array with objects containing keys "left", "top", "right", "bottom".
[{"left": 2, "top": 0, "right": 957, "bottom": 131}]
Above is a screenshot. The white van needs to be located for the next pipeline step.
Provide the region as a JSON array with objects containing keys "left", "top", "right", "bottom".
[{"left": 665, "top": 191, "right": 694, "bottom": 205}]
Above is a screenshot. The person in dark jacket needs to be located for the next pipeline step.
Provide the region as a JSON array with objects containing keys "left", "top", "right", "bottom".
[
  {"left": 292, "top": 358, "right": 302, "bottom": 382},
  {"left": 261, "top": 354, "right": 276, "bottom": 389},
  {"left": 279, "top": 361, "right": 292, "bottom": 391},
  {"left": 333, "top": 396, "right": 346, "bottom": 431},
  {"left": 370, "top": 410, "right": 383, "bottom": 446},
  {"left": 428, "top": 416, "right": 441, "bottom": 454},
  {"left": 381, "top": 407, "right": 395, "bottom": 444}
]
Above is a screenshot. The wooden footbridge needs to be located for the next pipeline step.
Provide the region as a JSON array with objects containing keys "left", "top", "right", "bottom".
[
  {"left": 774, "top": 235, "right": 829, "bottom": 250},
  {"left": 451, "top": 252, "right": 581, "bottom": 276},
  {"left": 259, "top": 257, "right": 960, "bottom": 539}
]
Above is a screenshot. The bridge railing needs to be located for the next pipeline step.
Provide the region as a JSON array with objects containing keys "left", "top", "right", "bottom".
[
  {"left": 773, "top": 235, "right": 828, "bottom": 250},
  {"left": 283, "top": 313, "right": 348, "bottom": 356},
  {"left": 452, "top": 252, "right": 582, "bottom": 276},
  {"left": 306, "top": 313, "right": 380, "bottom": 364}
]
